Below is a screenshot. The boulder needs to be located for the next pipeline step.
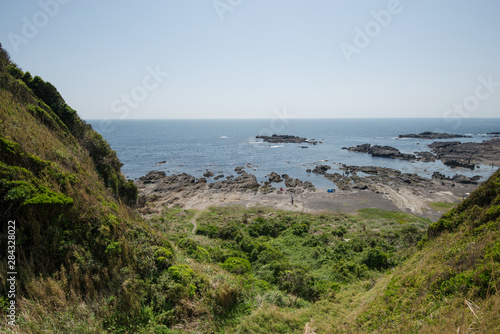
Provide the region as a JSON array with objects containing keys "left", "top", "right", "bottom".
[
  {"left": 268, "top": 172, "right": 283, "bottom": 183},
  {"left": 203, "top": 170, "right": 214, "bottom": 178},
  {"left": 312, "top": 165, "right": 331, "bottom": 174}
]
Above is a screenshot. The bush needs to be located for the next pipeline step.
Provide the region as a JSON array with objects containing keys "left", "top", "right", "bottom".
[
  {"left": 177, "top": 238, "right": 209, "bottom": 261},
  {"left": 248, "top": 217, "right": 286, "bottom": 238},
  {"left": 332, "top": 226, "right": 347, "bottom": 238},
  {"left": 221, "top": 257, "right": 251, "bottom": 275},
  {"left": 217, "top": 221, "right": 241, "bottom": 240},
  {"left": 291, "top": 223, "right": 309, "bottom": 236},
  {"left": 363, "top": 248, "right": 390, "bottom": 270},
  {"left": 167, "top": 265, "right": 195, "bottom": 285},
  {"left": 195, "top": 224, "right": 218, "bottom": 238},
  {"left": 154, "top": 247, "right": 174, "bottom": 270}
]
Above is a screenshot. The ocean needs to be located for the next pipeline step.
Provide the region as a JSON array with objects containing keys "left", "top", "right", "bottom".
[{"left": 87, "top": 118, "right": 500, "bottom": 189}]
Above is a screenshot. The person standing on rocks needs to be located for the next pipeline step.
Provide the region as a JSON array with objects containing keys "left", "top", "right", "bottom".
[{"left": 291, "top": 196, "right": 294, "bottom": 205}]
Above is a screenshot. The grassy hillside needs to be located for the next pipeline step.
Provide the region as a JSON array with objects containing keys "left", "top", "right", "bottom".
[
  {"left": 349, "top": 168, "right": 500, "bottom": 333},
  {"left": 0, "top": 44, "right": 170, "bottom": 333},
  {"left": 1, "top": 43, "right": 499, "bottom": 333}
]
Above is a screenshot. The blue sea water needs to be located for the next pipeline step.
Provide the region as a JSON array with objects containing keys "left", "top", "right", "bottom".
[{"left": 87, "top": 118, "right": 500, "bottom": 189}]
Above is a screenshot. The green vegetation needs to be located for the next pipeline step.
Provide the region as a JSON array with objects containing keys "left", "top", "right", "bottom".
[
  {"left": 1, "top": 43, "right": 499, "bottom": 333},
  {"left": 429, "top": 201, "right": 457, "bottom": 212}
]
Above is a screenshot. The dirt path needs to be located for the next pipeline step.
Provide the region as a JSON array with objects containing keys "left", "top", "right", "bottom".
[{"left": 191, "top": 210, "right": 203, "bottom": 234}]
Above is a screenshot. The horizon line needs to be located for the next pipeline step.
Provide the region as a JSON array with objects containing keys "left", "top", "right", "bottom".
[{"left": 84, "top": 117, "right": 500, "bottom": 121}]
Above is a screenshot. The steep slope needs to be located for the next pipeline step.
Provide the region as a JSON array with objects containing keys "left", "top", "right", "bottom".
[
  {"left": 0, "top": 44, "right": 257, "bottom": 334},
  {"left": 0, "top": 44, "right": 169, "bottom": 332},
  {"left": 339, "top": 168, "right": 500, "bottom": 333}
]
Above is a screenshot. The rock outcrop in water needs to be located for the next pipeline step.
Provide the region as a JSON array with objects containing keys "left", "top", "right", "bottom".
[
  {"left": 345, "top": 144, "right": 416, "bottom": 160},
  {"left": 415, "top": 151, "right": 437, "bottom": 162},
  {"left": 312, "top": 165, "right": 331, "bottom": 174},
  {"left": 398, "top": 132, "right": 472, "bottom": 139},
  {"left": 431, "top": 172, "right": 481, "bottom": 184},
  {"left": 344, "top": 137, "right": 500, "bottom": 169},
  {"left": 429, "top": 139, "right": 500, "bottom": 169},
  {"left": 268, "top": 172, "right": 283, "bottom": 183},
  {"left": 256, "top": 134, "right": 320, "bottom": 145}
]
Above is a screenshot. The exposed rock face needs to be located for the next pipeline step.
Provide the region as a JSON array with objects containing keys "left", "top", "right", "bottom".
[
  {"left": 319, "top": 164, "right": 481, "bottom": 193},
  {"left": 342, "top": 165, "right": 402, "bottom": 177},
  {"left": 346, "top": 144, "right": 416, "bottom": 160},
  {"left": 312, "top": 165, "right": 331, "bottom": 174},
  {"left": 137, "top": 172, "right": 197, "bottom": 193},
  {"left": 398, "top": 132, "right": 472, "bottom": 139},
  {"left": 431, "top": 172, "right": 481, "bottom": 184},
  {"left": 139, "top": 171, "right": 167, "bottom": 184},
  {"left": 136, "top": 169, "right": 317, "bottom": 208},
  {"left": 211, "top": 172, "right": 259, "bottom": 191},
  {"left": 285, "top": 177, "right": 303, "bottom": 188},
  {"left": 203, "top": 170, "right": 214, "bottom": 178},
  {"left": 256, "top": 134, "right": 319, "bottom": 145},
  {"left": 429, "top": 139, "right": 500, "bottom": 169},
  {"left": 268, "top": 172, "right": 283, "bottom": 183},
  {"left": 302, "top": 181, "right": 315, "bottom": 191},
  {"left": 136, "top": 171, "right": 260, "bottom": 203},
  {"left": 415, "top": 151, "right": 437, "bottom": 162},
  {"left": 235, "top": 166, "right": 245, "bottom": 174},
  {"left": 283, "top": 177, "right": 315, "bottom": 193}
]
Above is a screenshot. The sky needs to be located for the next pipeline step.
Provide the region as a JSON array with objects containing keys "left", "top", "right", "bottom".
[{"left": 0, "top": 0, "right": 499, "bottom": 119}]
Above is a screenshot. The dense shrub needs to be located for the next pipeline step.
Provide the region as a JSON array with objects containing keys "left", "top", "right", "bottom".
[
  {"left": 363, "top": 248, "right": 390, "bottom": 270},
  {"left": 221, "top": 257, "right": 251, "bottom": 274}
]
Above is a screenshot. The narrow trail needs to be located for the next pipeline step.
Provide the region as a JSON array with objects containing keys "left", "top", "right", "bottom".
[{"left": 191, "top": 210, "right": 203, "bottom": 234}]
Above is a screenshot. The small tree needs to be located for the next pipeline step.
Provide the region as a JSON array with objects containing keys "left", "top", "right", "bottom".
[{"left": 363, "top": 248, "right": 390, "bottom": 270}]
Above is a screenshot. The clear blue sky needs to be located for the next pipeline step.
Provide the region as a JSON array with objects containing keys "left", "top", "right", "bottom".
[{"left": 1, "top": 0, "right": 499, "bottom": 119}]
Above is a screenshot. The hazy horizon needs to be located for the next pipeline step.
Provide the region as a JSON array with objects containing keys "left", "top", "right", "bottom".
[
  {"left": 1, "top": 1, "right": 499, "bottom": 120},
  {"left": 86, "top": 116, "right": 500, "bottom": 120}
]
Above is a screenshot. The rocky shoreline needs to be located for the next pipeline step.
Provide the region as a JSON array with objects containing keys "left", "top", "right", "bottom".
[
  {"left": 135, "top": 132, "right": 499, "bottom": 220},
  {"left": 429, "top": 139, "right": 500, "bottom": 169},
  {"left": 135, "top": 163, "right": 482, "bottom": 220}
]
